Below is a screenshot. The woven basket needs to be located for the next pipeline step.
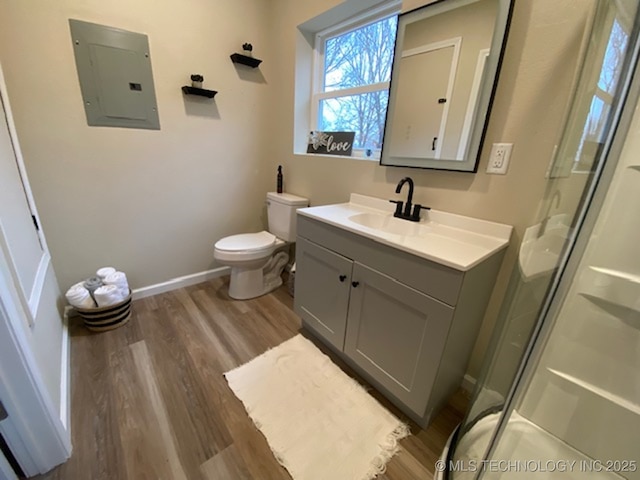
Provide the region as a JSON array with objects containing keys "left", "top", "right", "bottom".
[{"left": 76, "top": 291, "right": 132, "bottom": 332}]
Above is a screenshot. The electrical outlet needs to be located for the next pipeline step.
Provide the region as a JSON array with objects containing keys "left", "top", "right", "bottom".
[{"left": 486, "top": 143, "right": 513, "bottom": 174}]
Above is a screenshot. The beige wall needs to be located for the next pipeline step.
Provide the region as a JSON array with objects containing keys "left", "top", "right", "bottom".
[
  {"left": 269, "top": 0, "right": 592, "bottom": 378},
  {"left": 0, "top": 0, "right": 275, "bottom": 289},
  {"left": 0, "top": 0, "right": 594, "bottom": 379}
]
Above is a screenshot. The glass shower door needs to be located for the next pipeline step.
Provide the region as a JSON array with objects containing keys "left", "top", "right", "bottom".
[
  {"left": 447, "top": 0, "right": 640, "bottom": 478},
  {"left": 481, "top": 61, "right": 640, "bottom": 479}
]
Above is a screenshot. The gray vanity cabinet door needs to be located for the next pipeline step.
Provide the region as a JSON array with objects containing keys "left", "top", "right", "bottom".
[
  {"left": 344, "top": 263, "right": 454, "bottom": 415},
  {"left": 295, "top": 238, "right": 353, "bottom": 350}
]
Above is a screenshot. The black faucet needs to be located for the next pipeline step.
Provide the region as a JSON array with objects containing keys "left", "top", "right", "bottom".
[{"left": 390, "top": 177, "right": 429, "bottom": 222}]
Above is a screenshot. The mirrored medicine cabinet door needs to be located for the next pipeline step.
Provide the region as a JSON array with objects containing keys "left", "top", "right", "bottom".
[{"left": 381, "top": 0, "right": 513, "bottom": 171}]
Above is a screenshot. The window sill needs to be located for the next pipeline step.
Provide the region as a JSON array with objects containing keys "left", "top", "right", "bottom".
[{"left": 293, "top": 151, "right": 380, "bottom": 162}]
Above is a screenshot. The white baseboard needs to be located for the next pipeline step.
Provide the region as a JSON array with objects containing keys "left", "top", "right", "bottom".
[
  {"left": 59, "top": 310, "right": 71, "bottom": 431},
  {"left": 131, "top": 266, "right": 230, "bottom": 300},
  {"left": 461, "top": 374, "right": 477, "bottom": 394}
]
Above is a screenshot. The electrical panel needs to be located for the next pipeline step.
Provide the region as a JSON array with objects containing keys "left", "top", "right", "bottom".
[{"left": 69, "top": 19, "right": 160, "bottom": 130}]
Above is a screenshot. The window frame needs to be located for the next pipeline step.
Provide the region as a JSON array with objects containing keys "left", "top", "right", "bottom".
[{"left": 310, "top": 1, "right": 401, "bottom": 157}]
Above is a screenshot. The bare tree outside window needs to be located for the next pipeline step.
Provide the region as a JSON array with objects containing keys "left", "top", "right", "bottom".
[
  {"left": 598, "top": 20, "right": 628, "bottom": 95},
  {"left": 316, "top": 16, "right": 398, "bottom": 153}
]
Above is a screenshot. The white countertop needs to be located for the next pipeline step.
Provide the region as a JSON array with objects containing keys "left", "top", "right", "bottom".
[{"left": 297, "top": 194, "right": 513, "bottom": 271}]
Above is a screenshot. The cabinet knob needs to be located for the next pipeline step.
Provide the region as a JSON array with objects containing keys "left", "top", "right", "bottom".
[
  {"left": 351, "top": 281, "right": 360, "bottom": 288},
  {"left": 339, "top": 275, "right": 347, "bottom": 282}
]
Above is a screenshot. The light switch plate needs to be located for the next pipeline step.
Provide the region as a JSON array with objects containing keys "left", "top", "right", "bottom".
[{"left": 486, "top": 143, "right": 513, "bottom": 174}]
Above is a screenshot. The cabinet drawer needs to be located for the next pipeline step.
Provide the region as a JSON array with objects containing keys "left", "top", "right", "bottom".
[
  {"left": 344, "top": 263, "right": 454, "bottom": 416},
  {"left": 294, "top": 238, "right": 353, "bottom": 350},
  {"left": 298, "top": 215, "right": 463, "bottom": 306}
]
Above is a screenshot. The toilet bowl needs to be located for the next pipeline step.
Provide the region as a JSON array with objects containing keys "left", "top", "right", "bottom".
[{"left": 214, "top": 192, "right": 309, "bottom": 299}]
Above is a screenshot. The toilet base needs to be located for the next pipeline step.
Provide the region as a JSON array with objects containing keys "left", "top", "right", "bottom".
[
  {"left": 229, "top": 267, "right": 267, "bottom": 299},
  {"left": 227, "top": 251, "right": 289, "bottom": 300}
]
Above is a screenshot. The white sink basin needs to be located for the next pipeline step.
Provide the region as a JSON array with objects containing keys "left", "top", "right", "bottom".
[
  {"left": 297, "top": 194, "right": 513, "bottom": 271},
  {"left": 349, "top": 212, "right": 427, "bottom": 236}
]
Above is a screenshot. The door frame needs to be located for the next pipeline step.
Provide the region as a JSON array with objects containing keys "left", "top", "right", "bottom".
[
  {"left": 0, "top": 448, "right": 18, "bottom": 480},
  {"left": 400, "top": 36, "right": 462, "bottom": 159},
  {"left": 0, "top": 256, "right": 72, "bottom": 476},
  {"left": 0, "top": 62, "right": 71, "bottom": 475},
  {"left": 0, "top": 63, "right": 50, "bottom": 328},
  {"left": 456, "top": 48, "right": 490, "bottom": 160}
]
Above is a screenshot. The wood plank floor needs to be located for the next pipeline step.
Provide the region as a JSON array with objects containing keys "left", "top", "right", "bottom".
[{"left": 37, "top": 277, "right": 468, "bottom": 480}]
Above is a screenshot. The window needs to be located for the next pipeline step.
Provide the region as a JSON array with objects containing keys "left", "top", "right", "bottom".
[
  {"left": 311, "top": 7, "right": 399, "bottom": 157},
  {"left": 574, "top": 17, "right": 629, "bottom": 171},
  {"left": 550, "top": 5, "right": 633, "bottom": 178}
]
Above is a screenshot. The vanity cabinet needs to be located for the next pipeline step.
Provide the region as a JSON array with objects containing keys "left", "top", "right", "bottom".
[
  {"left": 295, "top": 215, "right": 506, "bottom": 427},
  {"left": 295, "top": 238, "right": 352, "bottom": 350},
  {"left": 344, "top": 263, "right": 454, "bottom": 415}
]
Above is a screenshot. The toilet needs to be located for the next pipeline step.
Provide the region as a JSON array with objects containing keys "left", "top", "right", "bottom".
[{"left": 214, "top": 192, "right": 309, "bottom": 300}]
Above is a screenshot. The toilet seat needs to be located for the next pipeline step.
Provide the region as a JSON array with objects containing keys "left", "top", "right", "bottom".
[{"left": 214, "top": 231, "right": 277, "bottom": 262}]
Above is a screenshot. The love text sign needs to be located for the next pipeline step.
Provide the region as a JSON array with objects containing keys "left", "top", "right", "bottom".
[{"left": 307, "top": 131, "right": 355, "bottom": 156}]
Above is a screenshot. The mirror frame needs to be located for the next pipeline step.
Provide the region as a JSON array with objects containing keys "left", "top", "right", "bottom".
[{"left": 380, "top": 0, "right": 513, "bottom": 172}]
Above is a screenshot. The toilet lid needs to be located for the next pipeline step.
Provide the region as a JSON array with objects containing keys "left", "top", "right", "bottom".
[{"left": 215, "top": 231, "right": 276, "bottom": 252}]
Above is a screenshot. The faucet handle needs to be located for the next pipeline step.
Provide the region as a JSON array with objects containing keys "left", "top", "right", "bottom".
[
  {"left": 412, "top": 204, "right": 429, "bottom": 221},
  {"left": 389, "top": 200, "right": 403, "bottom": 217}
]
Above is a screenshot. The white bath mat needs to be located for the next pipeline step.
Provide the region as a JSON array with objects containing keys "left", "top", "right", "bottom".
[{"left": 224, "top": 334, "right": 410, "bottom": 480}]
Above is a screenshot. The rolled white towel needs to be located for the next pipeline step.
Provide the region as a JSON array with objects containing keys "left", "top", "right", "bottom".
[
  {"left": 96, "top": 266, "right": 116, "bottom": 280},
  {"left": 65, "top": 283, "right": 96, "bottom": 309},
  {"left": 93, "top": 284, "right": 126, "bottom": 308},
  {"left": 104, "top": 271, "right": 130, "bottom": 297}
]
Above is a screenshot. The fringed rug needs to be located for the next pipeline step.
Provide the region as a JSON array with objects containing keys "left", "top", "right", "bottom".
[{"left": 224, "top": 334, "right": 410, "bottom": 480}]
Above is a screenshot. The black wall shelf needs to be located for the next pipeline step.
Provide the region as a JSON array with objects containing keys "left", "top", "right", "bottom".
[
  {"left": 230, "top": 53, "right": 262, "bottom": 68},
  {"left": 182, "top": 86, "right": 217, "bottom": 98}
]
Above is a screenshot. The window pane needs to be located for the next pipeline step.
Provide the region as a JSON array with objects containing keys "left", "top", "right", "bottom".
[
  {"left": 319, "top": 90, "right": 389, "bottom": 150},
  {"left": 323, "top": 16, "right": 398, "bottom": 92},
  {"left": 575, "top": 95, "right": 611, "bottom": 169},
  {"left": 597, "top": 19, "right": 628, "bottom": 95}
]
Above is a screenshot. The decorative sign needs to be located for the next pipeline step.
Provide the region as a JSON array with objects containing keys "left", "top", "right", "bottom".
[{"left": 307, "top": 131, "right": 355, "bottom": 156}]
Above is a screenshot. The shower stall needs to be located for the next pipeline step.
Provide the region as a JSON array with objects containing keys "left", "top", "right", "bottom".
[{"left": 442, "top": 1, "right": 640, "bottom": 479}]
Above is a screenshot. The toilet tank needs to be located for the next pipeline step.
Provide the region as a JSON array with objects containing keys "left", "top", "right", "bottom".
[{"left": 267, "top": 192, "right": 309, "bottom": 241}]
